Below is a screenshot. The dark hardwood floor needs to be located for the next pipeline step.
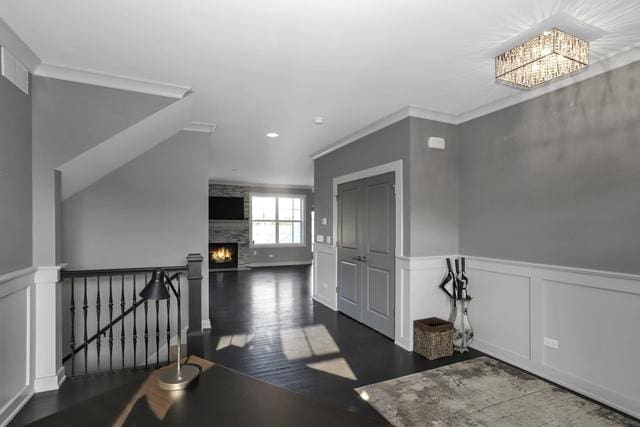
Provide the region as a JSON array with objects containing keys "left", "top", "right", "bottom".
[
  {"left": 12, "top": 264, "right": 481, "bottom": 425},
  {"left": 203, "top": 265, "right": 481, "bottom": 422}
]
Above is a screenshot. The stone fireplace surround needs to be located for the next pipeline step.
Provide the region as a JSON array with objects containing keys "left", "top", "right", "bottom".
[{"left": 209, "top": 183, "right": 250, "bottom": 269}]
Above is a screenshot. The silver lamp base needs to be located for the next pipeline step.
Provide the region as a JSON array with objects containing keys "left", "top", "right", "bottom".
[{"left": 158, "top": 364, "right": 200, "bottom": 391}]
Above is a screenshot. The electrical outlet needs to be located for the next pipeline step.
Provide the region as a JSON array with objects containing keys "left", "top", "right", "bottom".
[
  {"left": 326, "top": 236, "right": 332, "bottom": 244},
  {"left": 253, "top": 250, "right": 257, "bottom": 255},
  {"left": 543, "top": 337, "right": 559, "bottom": 349},
  {"left": 321, "top": 217, "right": 327, "bottom": 225},
  {"left": 317, "top": 234, "right": 324, "bottom": 243},
  {"left": 268, "top": 254, "right": 274, "bottom": 258}
]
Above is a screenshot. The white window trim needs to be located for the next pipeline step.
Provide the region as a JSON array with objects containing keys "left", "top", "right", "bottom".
[{"left": 249, "top": 192, "right": 306, "bottom": 248}]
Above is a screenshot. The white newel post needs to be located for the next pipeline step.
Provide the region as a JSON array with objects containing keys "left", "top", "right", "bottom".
[{"left": 34, "top": 266, "right": 65, "bottom": 392}]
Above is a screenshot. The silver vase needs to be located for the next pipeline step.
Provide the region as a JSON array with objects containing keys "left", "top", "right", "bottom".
[{"left": 450, "top": 298, "right": 474, "bottom": 353}]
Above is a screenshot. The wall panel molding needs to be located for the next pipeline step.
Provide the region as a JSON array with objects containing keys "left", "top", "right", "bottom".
[
  {"left": 465, "top": 255, "right": 640, "bottom": 419},
  {"left": 0, "top": 267, "right": 35, "bottom": 426},
  {"left": 312, "top": 250, "right": 640, "bottom": 417},
  {"left": 395, "top": 255, "right": 453, "bottom": 351},
  {"left": 312, "top": 244, "right": 337, "bottom": 310}
]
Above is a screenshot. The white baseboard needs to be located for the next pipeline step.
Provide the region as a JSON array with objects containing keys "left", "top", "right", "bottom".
[
  {"left": 247, "top": 260, "right": 312, "bottom": 268},
  {"left": 202, "top": 319, "right": 211, "bottom": 330},
  {"left": 0, "top": 385, "right": 34, "bottom": 427},
  {"left": 394, "top": 336, "right": 412, "bottom": 352},
  {"left": 312, "top": 294, "right": 337, "bottom": 311},
  {"left": 474, "top": 339, "right": 640, "bottom": 420},
  {"left": 34, "top": 366, "right": 65, "bottom": 393}
]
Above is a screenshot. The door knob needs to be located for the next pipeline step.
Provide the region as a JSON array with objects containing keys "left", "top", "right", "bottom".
[{"left": 361, "top": 256, "right": 367, "bottom": 263}]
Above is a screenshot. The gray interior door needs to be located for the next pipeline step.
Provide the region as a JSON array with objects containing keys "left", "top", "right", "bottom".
[
  {"left": 337, "top": 179, "right": 363, "bottom": 321},
  {"left": 362, "top": 173, "right": 395, "bottom": 338},
  {"left": 337, "top": 172, "right": 395, "bottom": 339}
]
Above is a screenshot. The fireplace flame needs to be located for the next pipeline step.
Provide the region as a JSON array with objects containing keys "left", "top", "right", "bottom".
[{"left": 211, "top": 247, "right": 233, "bottom": 263}]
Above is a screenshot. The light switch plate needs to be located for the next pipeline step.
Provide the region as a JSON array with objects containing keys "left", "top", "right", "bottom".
[
  {"left": 543, "top": 337, "right": 559, "bottom": 349},
  {"left": 326, "top": 236, "right": 332, "bottom": 244},
  {"left": 317, "top": 234, "right": 324, "bottom": 243},
  {"left": 321, "top": 217, "right": 327, "bottom": 225}
]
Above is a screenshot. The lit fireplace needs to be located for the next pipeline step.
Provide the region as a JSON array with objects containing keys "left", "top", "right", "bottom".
[
  {"left": 209, "top": 243, "right": 238, "bottom": 269},
  {"left": 211, "top": 247, "right": 233, "bottom": 263}
]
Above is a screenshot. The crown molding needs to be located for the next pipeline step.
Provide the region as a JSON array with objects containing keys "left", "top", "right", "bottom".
[
  {"left": 183, "top": 121, "right": 216, "bottom": 134},
  {"left": 310, "top": 105, "right": 457, "bottom": 160},
  {"left": 0, "top": 17, "right": 40, "bottom": 72},
  {"left": 312, "top": 45, "right": 640, "bottom": 160},
  {"left": 33, "top": 62, "right": 191, "bottom": 99},
  {"left": 209, "top": 180, "right": 314, "bottom": 191},
  {"left": 406, "top": 105, "right": 458, "bottom": 124}
]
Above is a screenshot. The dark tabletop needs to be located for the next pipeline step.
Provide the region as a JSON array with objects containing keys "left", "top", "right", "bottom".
[{"left": 31, "top": 358, "right": 388, "bottom": 427}]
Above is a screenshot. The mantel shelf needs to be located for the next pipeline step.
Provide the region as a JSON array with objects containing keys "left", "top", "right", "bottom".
[{"left": 210, "top": 219, "right": 250, "bottom": 231}]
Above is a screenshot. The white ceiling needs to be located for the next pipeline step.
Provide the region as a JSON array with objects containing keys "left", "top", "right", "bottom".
[{"left": 2, "top": 0, "right": 640, "bottom": 186}]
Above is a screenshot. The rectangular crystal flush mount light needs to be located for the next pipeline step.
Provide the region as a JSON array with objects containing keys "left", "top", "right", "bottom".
[{"left": 495, "top": 28, "right": 589, "bottom": 89}]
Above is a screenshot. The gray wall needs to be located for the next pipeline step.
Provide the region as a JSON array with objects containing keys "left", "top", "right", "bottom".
[
  {"left": 409, "top": 117, "right": 459, "bottom": 256},
  {"left": 62, "top": 130, "right": 209, "bottom": 275},
  {"left": 314, "top": 118, "right": 412, "bottom": 255},
  {"left": 248, "top": 185, "right": 313, "bottom": 264},
  {"left": 459, "top": 60, "right": 640, "bottom": 274},
  {"left": 0, "top": 72, "right": 31, "bottom": 275},
  {"left": 313, "top": 117, "right": 459, "bottom": 257},
  {"left": 31, "top": 76, "right": 174, "bottom": 266}
]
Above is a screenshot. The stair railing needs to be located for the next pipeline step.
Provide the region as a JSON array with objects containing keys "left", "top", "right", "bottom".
[{"left": 60, "top": 254, "right": 203, "bottom": 378}]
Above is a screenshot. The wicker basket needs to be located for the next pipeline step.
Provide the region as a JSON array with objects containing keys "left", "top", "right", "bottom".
[{"left": 414, "top": 317, "right": 454, "bottom": 360}]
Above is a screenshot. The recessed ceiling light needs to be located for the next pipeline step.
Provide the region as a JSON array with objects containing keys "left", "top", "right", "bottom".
[
  {"left": 314, "top": 117, "right": 324, "bottom": 125},
  {"left": 266, "top": 132, "right": 279, "bottom": 138}
]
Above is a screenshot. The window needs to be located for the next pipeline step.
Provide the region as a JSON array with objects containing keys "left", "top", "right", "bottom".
[{"left": 251, "top": 194, "right": 305, "bottom": 246}]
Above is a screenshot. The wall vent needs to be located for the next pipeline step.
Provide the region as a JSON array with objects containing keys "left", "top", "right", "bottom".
[{"left": 1, "top": 46, "right": 29, "bottom": 95}]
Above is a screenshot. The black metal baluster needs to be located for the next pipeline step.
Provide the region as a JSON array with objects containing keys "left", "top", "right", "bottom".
[
  {"left": 144, "top": 273, "right": 149, "bottom": 369},
  {"left": 70, "top": 278, "right": 76, "bottom": 377},
  {"left": 132, "top": 275, "right": 137, "bottom": 368},
  {"left": 166, "top": 291, "right": 171, "bottom": 363},
  {"left": 83, "top": 277, "right": 88, "bottom": 375},
  {"left": 155, "top": 299, "right": 160, "bottom": 368},
  {"left": 108, "top": 276, "right": 114, "bottom": 372},
  {"left": 177, "top": 276, "right": 181, "bottom": 364},
  {"left": 96, "top": 276, "right": 101, "bottom": 373},
  {"left": 120, "top": 275, "right": 125, "bottom": 370}
]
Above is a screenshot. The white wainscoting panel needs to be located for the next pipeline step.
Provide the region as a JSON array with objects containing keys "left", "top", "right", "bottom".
[
  {"left": 465, "top": 256, "right": 640, "bottom": 419},
  {"left": 313, "top": 244, "right": 337, "bottom": 310},
  {"left": 0, "top": 267, "right": 35, "bottom": 427},
  {"left": 469, "top": 268, "right": 531, "bottom": 360},
  {"left": 395, "top": 256, "right": 452, "bottom": 351}
]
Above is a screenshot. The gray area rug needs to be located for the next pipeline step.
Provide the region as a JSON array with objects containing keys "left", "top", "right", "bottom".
[{"left": 355, "top": 357, "right": 638, "bottom": 426}]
